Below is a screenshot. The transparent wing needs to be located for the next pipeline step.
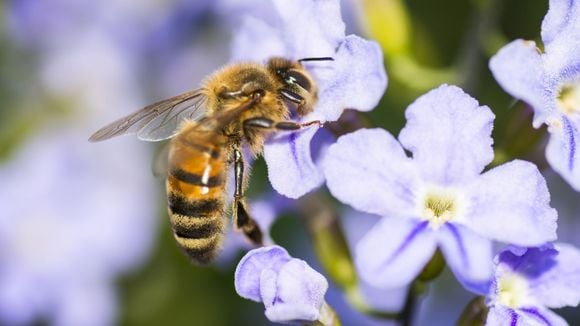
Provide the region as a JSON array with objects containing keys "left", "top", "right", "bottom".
[
  {"left": 151, "top": 141, "right": 171, "bottom": 178},
  {"left": 137, "top": 94, "right": 208, "bottom": 141},
  {"left": 175, "top": 93, "right": 264, "bottom": 139},
  {"left": 89, "top": 89, "right": 207, "bottom": 142}
]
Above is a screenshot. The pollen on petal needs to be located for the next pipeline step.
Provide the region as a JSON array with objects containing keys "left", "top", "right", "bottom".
[
  {"left": 496, "top": 272, "right": 534, "bottom": 309},
  {"left": 556, "top": 82, "right": 580, "bottom": 115},
  {"left": 415, "top": 185, "right": 468, "bottom": 229}
]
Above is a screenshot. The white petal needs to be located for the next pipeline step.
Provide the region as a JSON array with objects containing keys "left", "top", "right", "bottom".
[
  {"left": 323, "top": 128, "right": 420, "bottom": 217},
  {"left": 464, "top": 160, "right": 557, "bottom": 246},
  {"left": 355, "top": 217, "right": 437, "bottom": 288},
  {"left": 398, "top": 85, "right": 495, "bottom": 185},
  {"left": 437, "top": 224, "right": 493, "bottom": 294}
]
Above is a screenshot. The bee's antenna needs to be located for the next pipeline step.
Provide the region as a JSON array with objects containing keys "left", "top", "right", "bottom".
[{"left": 298, "top": 57, "right": 334, "bottom": 63}]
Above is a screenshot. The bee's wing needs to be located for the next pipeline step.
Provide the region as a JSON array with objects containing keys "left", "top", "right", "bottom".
[
  {"left": 89, "top": 89, "right": 208, "bottom": 142},
  {"left": 156, "top": 94, "right": 263, "bottom": 177},
  {"left": 152, "top": 141, "right": 171, "bottom": 178},
  {"left": 176, "top": 93, "right": 263, "bottom": 137}
]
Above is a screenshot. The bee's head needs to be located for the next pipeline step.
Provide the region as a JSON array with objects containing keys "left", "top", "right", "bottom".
[{"left": 267, "top": 56, "right": 332, "bottom": 116}]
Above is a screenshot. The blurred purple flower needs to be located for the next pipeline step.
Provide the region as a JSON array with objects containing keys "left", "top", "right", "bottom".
[
  {"left": 489, "top": 0, "right": 580, "bottom": 191},
  {"left": 0, "top": 131, "right": 157, "bottom": 325},
  {"left": 235, "top": 245, "right": 329, "bottom": 323},
  {"left": 340, "top": 209, "right": 409, "bottom": 313},
  {"left": 6, "top": 0, "right": 170, "bottom": 49},
  {"left": 231, "top": 0, "right": 387, "bottom": 198},
  {"left": 323, "top": 85, "right": 558, "bottom": 294},
  {"left": 1, "top": 4, "right": 161, "bottom": 324},
  {"left": 486, "top": 244, "right": 580, "bottom": 325}
]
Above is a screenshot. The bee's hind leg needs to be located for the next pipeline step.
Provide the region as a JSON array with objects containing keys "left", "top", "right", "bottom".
[{"left": 232, "top": 148, "right": 263, "bottom": 245}]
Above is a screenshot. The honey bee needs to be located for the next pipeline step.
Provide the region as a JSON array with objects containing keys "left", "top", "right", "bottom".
[{"left": 89, "top": 57, "right": 332, "bottom": 264}]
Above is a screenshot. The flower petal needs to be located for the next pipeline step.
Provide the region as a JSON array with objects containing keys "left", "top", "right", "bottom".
[
  {"left": 398, "top": 84, "right": 495, "bottom": 185},
  {"left": 339, "top": 209, "right": 382, "bottom": 249},
  {"left": 258, "top": 268, "right": 278, "bottom": 312},
  {"left": 531, "top": 243, "right": 580, "bottom": 308},
  {"left": 519, "top": 307, "right": 568, "bottom": 326},
  {"left": 437, "top": 224, "right": 493, "bottom": 295},
  {"left": 262, "top": 259, "right": 328, "bottom": 323},
  {"left": 355, "top": 217, "right": 437, "bottom": 288},
  {"left": 230, "top": 16, "right": 285, "bottom": 62},
  {"left": 486, "top": 306, "right": 512, "bottom": 326},
  {"left": 546, "top": 117, "right": 580, "bottom": 191},
  {"left": 340, "top": 209, "right": 409, "bottom": 312},
  {"left": 358, "top": 283, "right": 409, "bottom": 313},
  {"left": 496, "top": 245, "right": 558, "bottom": 279},
  {"left": 53, "top": 283, "right": 116, "bottom": 326},
  {"left": 489, "top": 40, "right": 550, "bottom": 127},
  {"left": 314, "top": 35, "right": 388, "bottom": 121},
  {"left": 541, "top": 0, "right": 580, "bottom": 76},
  {"left": 235, "top": 246, "right": 291, "bottom": 302},
  {"left": 464, "top": 160, "right": 557, "bottom": 246},
  {"left": 271, "top": 0, "right": 345, "bottom": 58},
  {"left": 487, "top": 306, "right": 567, "bottom": 326},
  {"left": 263, "top": 127, "right": 324, "bottom": 198},
  {"left": 541, "top": 0, "right": 580, "bottom": 45},
  {"left": 323, "top": 128, "right": 419, "bottom": 217}
]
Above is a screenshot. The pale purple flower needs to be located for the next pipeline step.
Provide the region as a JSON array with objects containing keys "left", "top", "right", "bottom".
[
  {"left": 489, "top": 0, "right": 580, "bottom": 191},
  {"left": 486, "top": 244, "right": 580, "bottom": 325},
  {"left": 323, "top": 85, "right": 558, "bottom": 294},
  {"left": 0, "top": 6, "right": 159, "bottom": 324},
  {"left": 6, "top": 0, "right": 172, "bottom": 50},
  {"left": 0, "top": 131, "right": 157, "bottom": 325},
  {"left": 231, "top": 0, "right": 387, "bottom": 198},
  {"left": 235, "top": 245, "right": 329, "bottom": 323},
  {"left": 340, "top": 209, "right": 409, "bottom": 313}
]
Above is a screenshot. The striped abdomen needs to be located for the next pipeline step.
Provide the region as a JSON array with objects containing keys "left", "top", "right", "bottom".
[{"left": 166, "top": 133, "right": 227, "bottom": 264}]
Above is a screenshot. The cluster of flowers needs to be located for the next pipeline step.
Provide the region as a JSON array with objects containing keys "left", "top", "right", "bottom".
[
  {"left": 1, "top": 0, "right": 578, "bottom": 325},
  {"left": 232, "top": 0, "right": 580, "bottom": 325}
]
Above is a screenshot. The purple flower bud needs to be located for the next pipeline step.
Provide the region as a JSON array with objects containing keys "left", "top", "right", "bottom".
[{"left": 235, "top": 246, "right": 329, "bottom": 323}]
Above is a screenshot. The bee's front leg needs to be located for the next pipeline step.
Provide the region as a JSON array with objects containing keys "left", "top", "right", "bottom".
[
  {"left": 243, "top": 117, "right": 323, "bottom": 131},
  {"left": 219, "top": 82, "right": 265, "bottom": 100},
  {"left": 232, "top": 148, "right": 263, "bottom": 245}
]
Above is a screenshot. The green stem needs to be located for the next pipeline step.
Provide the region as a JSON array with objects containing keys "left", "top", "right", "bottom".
[
  {"left": 309, "top": 302, "right": 342, "bottom": 326},
  {"left": 455, "top": 0, "right": 501, "bottom": 91},
  {"left": 343, "top": 286, "right": 399, "bottom": 319},
  {"left": 491, "top": 102, "right": 548, "bottom": 168},
  {"left": 298, "top": 192, "right": 357, "bottom": 290},
  {"left": 457, "top": 296, "right": 489, "bottom": 326},
  {"left": 399, "top": 282, "right": 420, "bottom": 326}
]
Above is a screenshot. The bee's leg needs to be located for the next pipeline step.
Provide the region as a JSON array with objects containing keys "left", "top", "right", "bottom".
[
  {"left": 243, "top": 117, "right": 323, "bottom": 132},
  {"left": 232, "top": 148, "right": 263, "bottom": 245}
]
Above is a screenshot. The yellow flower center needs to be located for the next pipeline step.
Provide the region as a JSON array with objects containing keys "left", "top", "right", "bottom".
[
  {"left": 497, "top": 272, "right": 532, "bottom": 309},
  {"left": 421, "top": 189, "right": 461, "bottom": 229},
  {"left": 556, "top": 82, "right": 580, "bottom": 116}
]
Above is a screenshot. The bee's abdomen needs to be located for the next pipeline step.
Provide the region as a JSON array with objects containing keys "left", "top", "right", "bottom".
[
  {"left": 167, "top": 194, "right": 225, "bottom": 264},
  {"left": 166, "top": 138, "right": 227, "bottom": 264}
]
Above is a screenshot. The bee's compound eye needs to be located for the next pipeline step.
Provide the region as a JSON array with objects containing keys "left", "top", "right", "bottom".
[{"left": 285, "top": 70, "right": 312, "bottom": 92}]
